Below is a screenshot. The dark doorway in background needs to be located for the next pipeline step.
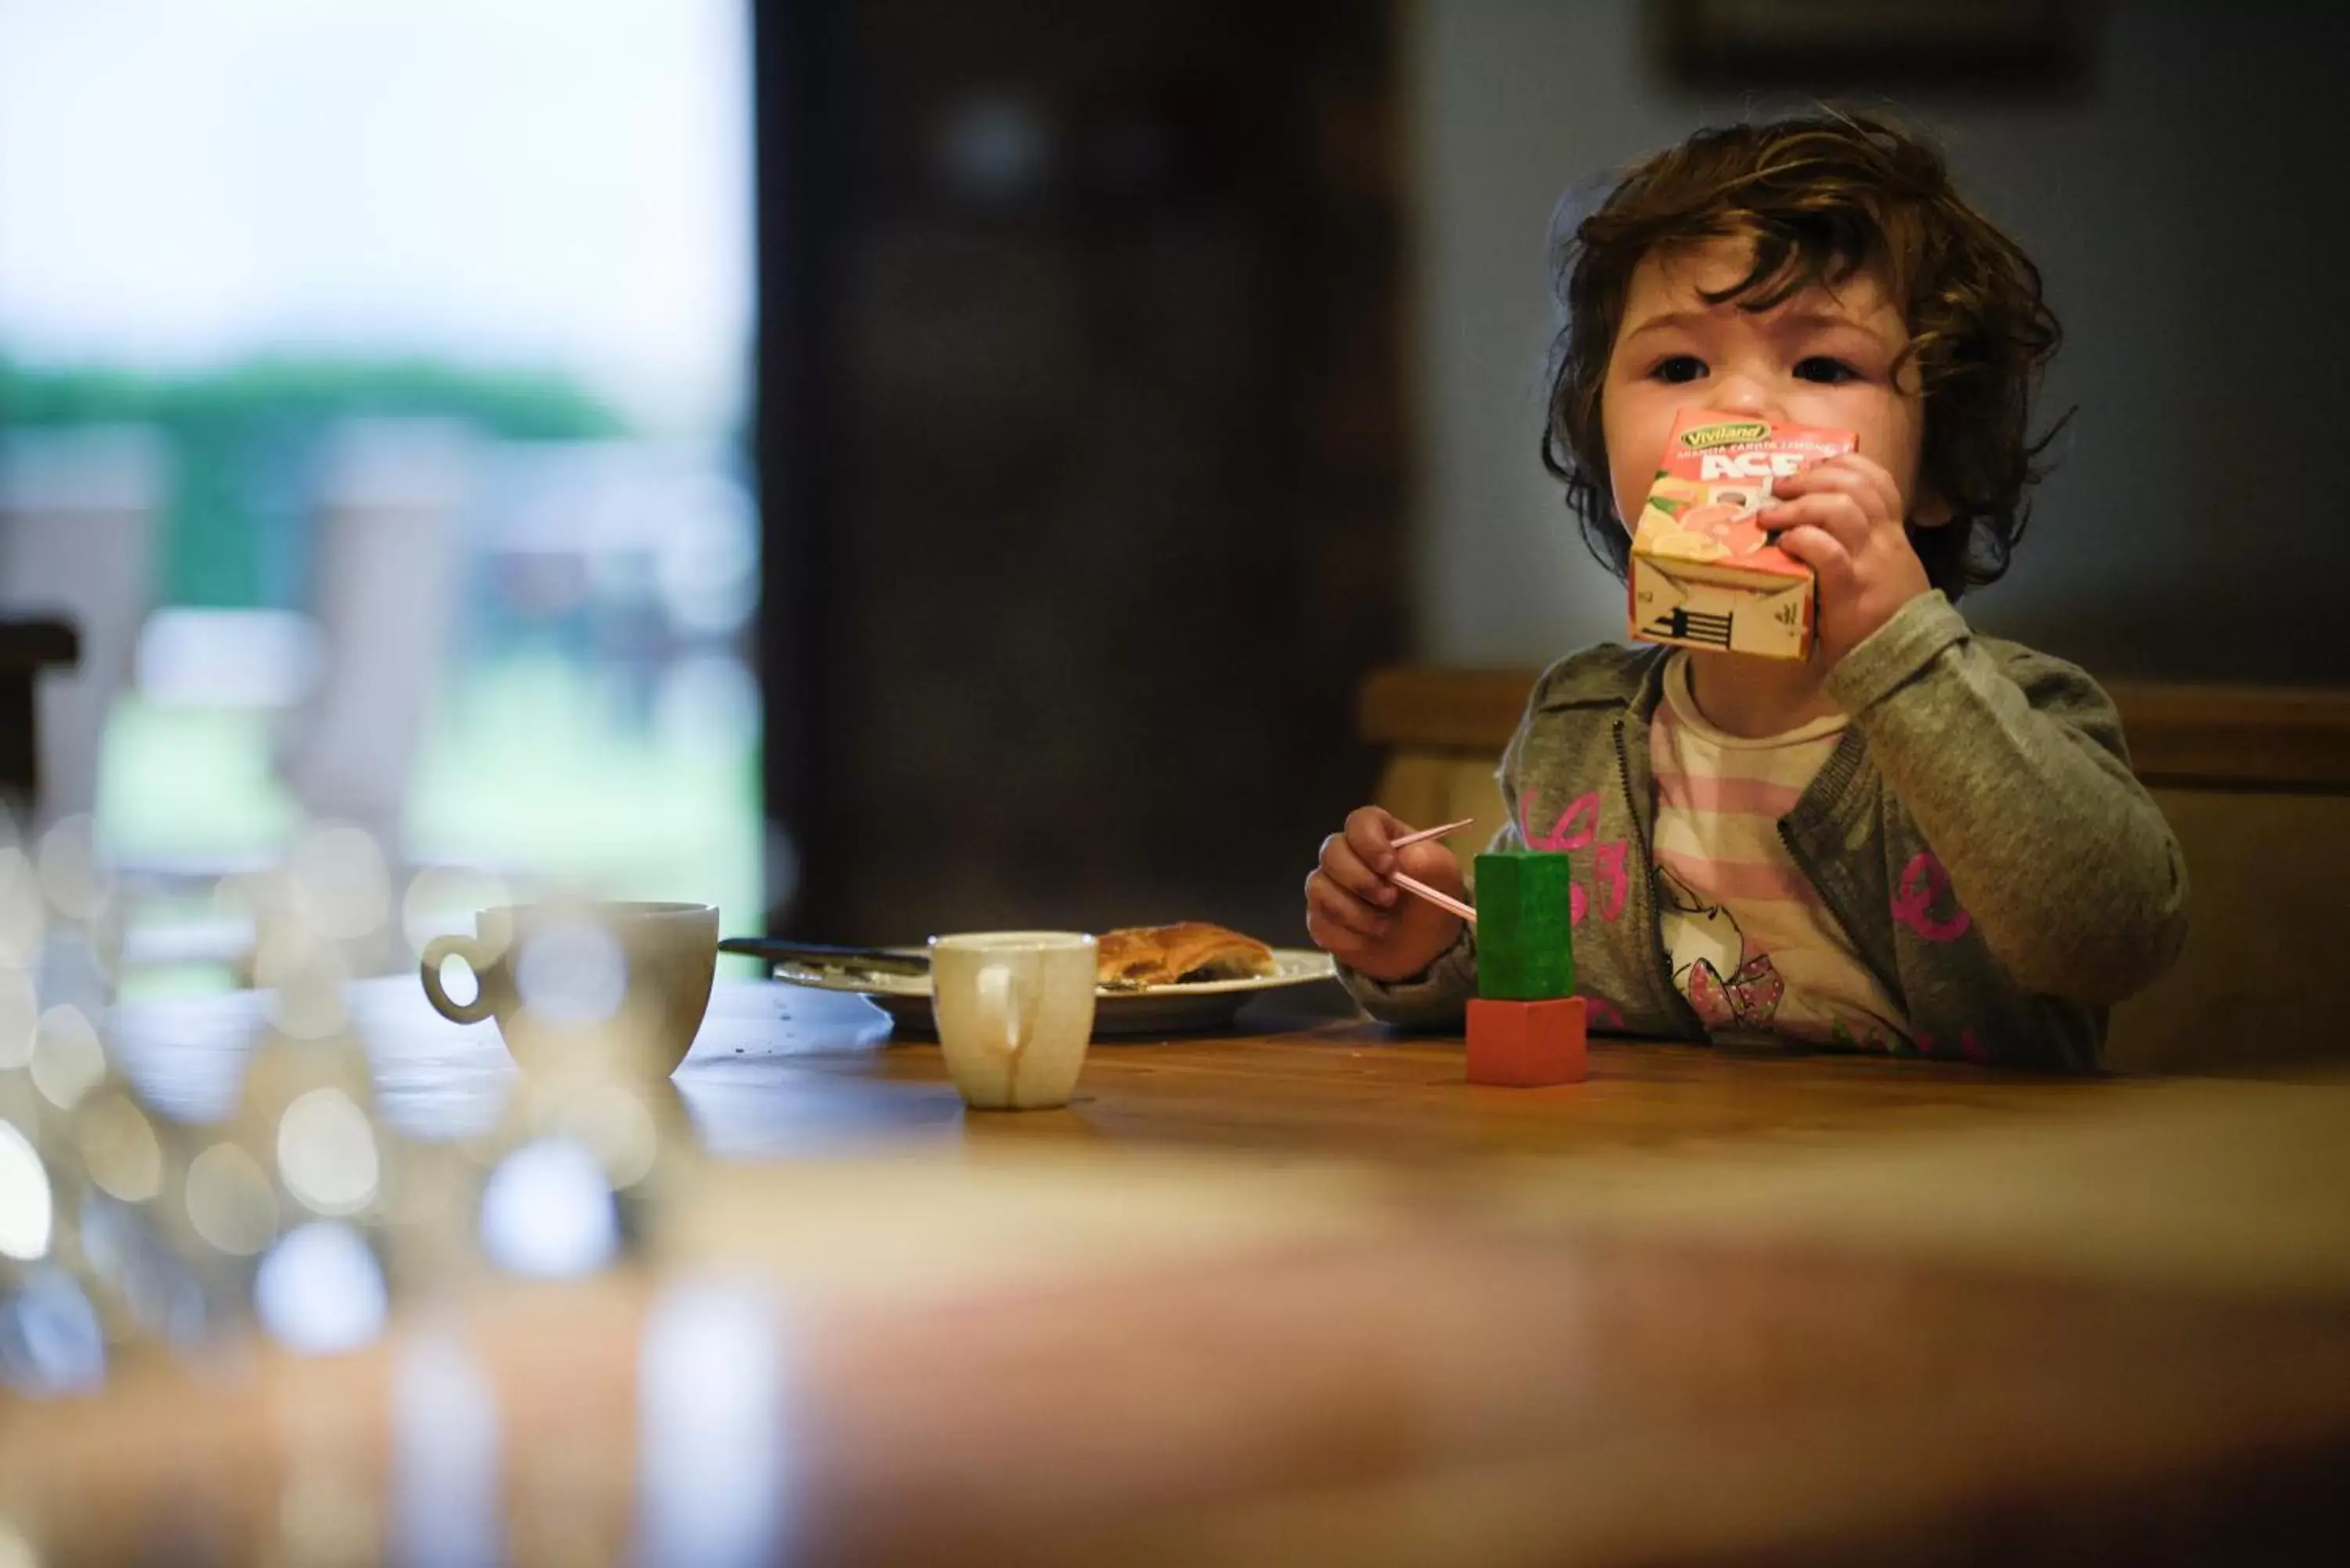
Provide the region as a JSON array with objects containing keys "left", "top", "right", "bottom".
[{"left": 755, "top": 0, "right": 1408, "bottom": 945}]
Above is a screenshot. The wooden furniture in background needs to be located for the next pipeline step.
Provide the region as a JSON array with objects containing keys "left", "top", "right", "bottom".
[{"left": 1357, "top": 667, "right": 2350, "bottom": 1075}]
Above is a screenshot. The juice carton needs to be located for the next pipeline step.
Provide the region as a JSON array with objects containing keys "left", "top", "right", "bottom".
[{"left": 1627, "top": 408, "right": 1856, "bottom": 660}]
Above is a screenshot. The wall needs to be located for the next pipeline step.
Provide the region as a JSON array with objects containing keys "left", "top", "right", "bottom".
[{"left": 1402, "top": 0, "right": 2350, "bottom": 683}]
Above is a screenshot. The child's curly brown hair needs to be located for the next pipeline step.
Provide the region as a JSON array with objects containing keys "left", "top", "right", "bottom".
[{"left": 1541, "top": 110, "right": 2066, "bottom": 602}]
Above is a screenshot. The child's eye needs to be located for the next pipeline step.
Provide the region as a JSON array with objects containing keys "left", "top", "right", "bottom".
[
  {"left": 1647, "top": 355, "right": 1706, "bottom": 385},
  {"left": 1795, "top": 356, "right": 1862, "bottom": 385}
]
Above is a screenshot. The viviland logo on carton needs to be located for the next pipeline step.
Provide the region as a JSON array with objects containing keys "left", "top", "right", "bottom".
[{"left": 1676, "top": 419, "right": 1771, "bottom": 452}]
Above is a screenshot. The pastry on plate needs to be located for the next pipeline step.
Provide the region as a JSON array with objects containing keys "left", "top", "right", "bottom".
[{"left": 1094, "top": 922, "right": 1276, "bottom": 988}]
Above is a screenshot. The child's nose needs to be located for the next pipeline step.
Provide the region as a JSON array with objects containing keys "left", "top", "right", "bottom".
[{"left": 1707, "top": 375, "right": 1783, "bottom": 421}]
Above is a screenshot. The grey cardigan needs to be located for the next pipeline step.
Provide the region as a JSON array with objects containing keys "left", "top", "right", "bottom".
[{"left": 1342, "top": 593, "right": 2189, "bottom": 1070}]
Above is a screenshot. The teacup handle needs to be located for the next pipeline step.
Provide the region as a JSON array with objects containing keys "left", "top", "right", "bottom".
[
  {"left": 421, "top": 936, "right": 496, "bottom": 1024},
  {"left": 974, "top": 963, "right": 1031, "bottom": 1060}
]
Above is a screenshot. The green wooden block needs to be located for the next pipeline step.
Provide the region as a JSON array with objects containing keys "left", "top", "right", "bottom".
[{"left": 1475, "top": 851, "right": 1574, "bottom": 1000}]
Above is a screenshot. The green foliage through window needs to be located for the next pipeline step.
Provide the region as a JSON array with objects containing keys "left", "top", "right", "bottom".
[{"left": 0, "top": 355, "right": 629, "bottom": 607}]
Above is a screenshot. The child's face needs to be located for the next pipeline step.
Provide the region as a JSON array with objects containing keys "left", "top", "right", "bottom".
[{"left": 1600, "top": 233, "right": 1926, "bottom": 533}]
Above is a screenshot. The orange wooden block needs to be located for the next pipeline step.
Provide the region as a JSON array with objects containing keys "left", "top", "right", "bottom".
[{"left": 1466, "top": 995, "right": 1588, "bottom": 1087}]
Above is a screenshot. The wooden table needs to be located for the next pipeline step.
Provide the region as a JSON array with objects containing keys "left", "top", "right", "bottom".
[
  {"left": 109, "top": 975, "right": 2121, "bottom": 1162},
  {"left": 9, "top": 977, "right": 2349, "bottom": 1565}
]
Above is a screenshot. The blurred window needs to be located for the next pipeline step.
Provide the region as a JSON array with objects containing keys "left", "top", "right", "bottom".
[{"left": 0, "top": 0, "right": 759, "bottom": 978}]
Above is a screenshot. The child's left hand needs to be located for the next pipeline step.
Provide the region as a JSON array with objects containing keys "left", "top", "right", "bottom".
[{"left": 1760, "top": 453, "right": 1933, "bottom": 667}]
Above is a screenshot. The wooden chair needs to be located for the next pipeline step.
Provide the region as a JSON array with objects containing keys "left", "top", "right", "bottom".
[
  {"left": 0, "top": 425, "right": 164, "bottom": 832},
  {"left": 0, "top": 617, "right": 79, "bottom": 820},
  {"left": 1358, "top": 669, "right": 2350, "bottom": 1075}
]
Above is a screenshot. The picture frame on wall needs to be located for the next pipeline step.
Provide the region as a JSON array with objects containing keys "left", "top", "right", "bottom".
[{"left": 1654, "top": 0, "right": 2095, "bottom": 89}]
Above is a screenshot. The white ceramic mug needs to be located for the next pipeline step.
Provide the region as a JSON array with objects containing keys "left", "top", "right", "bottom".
[
  {"left": 928, "top": 931, "right": 1098, "bottom": 1110},
  {"left": 421, "top": 901, "right": 719, "bottom": 1077}
]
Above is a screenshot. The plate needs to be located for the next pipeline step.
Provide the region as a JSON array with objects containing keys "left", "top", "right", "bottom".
[{"left": 765, "top": 947, "right": 1339, "bottom": 1038}]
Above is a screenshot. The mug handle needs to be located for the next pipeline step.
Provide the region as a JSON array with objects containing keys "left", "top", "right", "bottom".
[
  {"left": 974, "top": 963, "right": 1031, "bottom": 1060},
  {"left": 421, "top": 935, "right": 496, "bottom": 1024}
]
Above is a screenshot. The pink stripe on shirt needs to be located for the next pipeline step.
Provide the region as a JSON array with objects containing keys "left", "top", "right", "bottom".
[
  {"left": 1653, "top": 770, "right": 1806, "bottom": 818},
  {"left": 1657, "top": 845, "right": 1824, "bottom": 906}
]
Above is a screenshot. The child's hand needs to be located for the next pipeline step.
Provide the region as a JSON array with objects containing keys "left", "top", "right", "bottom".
[
  {"left": 1761, "top": 452, "right": 1932, "bottom": 667},
  {"left": 1305, "top": 806, "right": 1467, "bottom": 983}
]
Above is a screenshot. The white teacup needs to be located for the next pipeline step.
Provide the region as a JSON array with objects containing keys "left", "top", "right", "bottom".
[
  {"left": 928, "top": 931, "right": 1098, "bottom": 1111},
  {"left": 421, "top": 901, "right": 719, "bottom": 1078}
]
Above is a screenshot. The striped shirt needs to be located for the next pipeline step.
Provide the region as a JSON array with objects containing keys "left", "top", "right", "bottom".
[{"left": 1650, "top": 652, "right": 1909, "bottom": 1050}]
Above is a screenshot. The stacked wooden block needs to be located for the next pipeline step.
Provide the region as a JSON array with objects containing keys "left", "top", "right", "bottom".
[{"left": 1466, "top": 851, "right": 1587, "bottom": 1086}]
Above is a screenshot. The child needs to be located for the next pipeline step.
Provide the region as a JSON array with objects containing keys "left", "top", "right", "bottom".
[{"left": 1303, "top": 112, "right": 2187, "bottom": 1070}]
